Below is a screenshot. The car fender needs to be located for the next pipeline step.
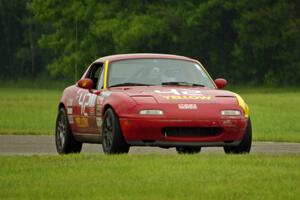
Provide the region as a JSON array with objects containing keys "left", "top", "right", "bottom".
[
  {"left": 58, "top": 85, "right": 77, "bottom": 110},
  {"left": 102, "top": 92, "right": 137, "bottom": 117}
]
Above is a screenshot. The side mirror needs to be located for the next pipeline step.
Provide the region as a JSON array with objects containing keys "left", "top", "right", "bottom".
[
  {"left": 77, "top": 78, "right": 94, "bottom": 90},
  {"left": 214, "top": 78, "right": 227, "bottom": 89}
]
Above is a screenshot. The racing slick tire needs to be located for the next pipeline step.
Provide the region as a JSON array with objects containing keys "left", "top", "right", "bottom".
[
  {"left": 224, "top": 118, "right": 252, "bottom": 154},
  {"left": 55, "top": 108, "right": 82, "bottom": 154},
  {"left": 176, "top": 146, "right": 201, "bottom": 154},
  {"left": 102, "top": 108, "right": 130, "bottom": 154}
]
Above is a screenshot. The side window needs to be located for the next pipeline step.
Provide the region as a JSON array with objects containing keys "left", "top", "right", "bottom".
[
  {"left": 97, "top": 69, "right": 104, "bottom": 90},
  {"left": 87, "top": 63, "right": 103, "bottom": 89}
]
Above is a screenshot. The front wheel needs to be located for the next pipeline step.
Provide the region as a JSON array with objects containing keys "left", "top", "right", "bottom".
[
  {"left": 176, "top": 146, "right": 201, "bottom": 154},
  {"left": 55, "top": 108, "right": 82, "bottom": 154},
  {"left": 102, "top": 108, "right": 130, "bottom": 154},
  {"left": 224, "top": 118, "right": 252, "bottom": 154}
]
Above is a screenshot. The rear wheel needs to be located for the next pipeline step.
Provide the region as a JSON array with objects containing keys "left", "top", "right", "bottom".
[
  {"left": 55, "top": 108, "right": 82, "bottom": 154},
  {"left": 224, "top": 118, "right": 252, "bottom": 154},
  {"left": 176, "top": 146, "right": 201, "bottom": 154},
  {"left": 102, "top": 108, "right": 130, "bottom": 154}
]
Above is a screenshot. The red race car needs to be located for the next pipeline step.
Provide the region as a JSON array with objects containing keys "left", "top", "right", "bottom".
[{"left": 55, "top": 53, "right": 251, "bottom": 154}]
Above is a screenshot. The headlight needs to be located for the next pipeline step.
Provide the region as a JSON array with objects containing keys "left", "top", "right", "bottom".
[
  {"left": 221, "top": 110, "right": 241, "bottom": 116},
  {"left": 139, "top": 110, "right": 164, "bottom": 115}
]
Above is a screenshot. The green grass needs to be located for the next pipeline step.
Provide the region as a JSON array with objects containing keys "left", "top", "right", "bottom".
[
  {"left": 0, "top": 154, "right": 299, "bottom": 200},
  {"left": 0, "top": 87, "right": 299, "bottom": 141},
  {"left": 242, "top": 91, "right": 300, "bottom": 142},
  {"left": 0, "top": 88, "right": 61, "bottom": 134},
  {"left": 0, "top": 77, "right": 72, "bottom": 90}
]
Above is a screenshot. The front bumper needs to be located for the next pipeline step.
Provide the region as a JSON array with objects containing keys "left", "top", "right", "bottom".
[{"left": 119, "top": 117, "right": 248, "bottom": 147}]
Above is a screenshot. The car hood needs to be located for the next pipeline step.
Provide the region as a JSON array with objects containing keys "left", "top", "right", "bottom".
[{"left": 111, "top": 86, "right": 237, "bottom": 104}]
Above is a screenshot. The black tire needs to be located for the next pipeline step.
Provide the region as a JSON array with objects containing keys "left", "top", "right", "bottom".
[
  {"left": 55, "top": 108, "right": 82, "bottom": 154},
  {"left": 176, "top": 146, "right": 201, "bottom": 154},
  {"left": 224, "top": 118, "right": 252, "bottom": 154},
  {"left": 102, "top": 108, "right": 130, "bottom": 154}
]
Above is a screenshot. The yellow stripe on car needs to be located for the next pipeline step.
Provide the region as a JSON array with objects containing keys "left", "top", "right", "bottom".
[
  {"left": 234, "top": 93, "right": 250, "bottom": 118},
  {"left": 103, "top": 60, "right": 109, "bottom": 90}
]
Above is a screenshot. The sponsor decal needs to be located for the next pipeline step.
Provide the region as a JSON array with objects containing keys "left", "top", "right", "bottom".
[
  {"left": 96, "top": 97, "right": 104, "bottom": 116},
  {"left": 66, "top": 99, "right": 74, "bottom": 124},
  {"left": 75, "top": 117, "right": 89, "bottom": 128},
  {"left": 163, "top": 95, "right": 212, "bottom": 100},
  {"left": 97, "top": 97, "right": 103, "bottom": 105},
  {"left": 88, "top": 94, "right": 97, "bottom": 107},
  {"left": 96, "top": 117, "right": 102, "bottom": 127},
  {"left": 178, "top": 104, "right": 198, "bottom": 110},
  {"left": 67, "top": 99, "right": 73, "bottom": 107},
  {"left": 76, "top": 89, "right": 83, "bottom": 95},
  {"left": 89, "top": 107, "right": 95, "bottom": 116},
  {"left": 96, "top": 106, "right": 102, "bottom": 116},
  {"left": 101, "top": 91, "right": 112, "bottom": 98},
  {"left": 68, "top": 115, "right": 74, "bottom": 124},
  {"left": 67, "top": 107, "right": 73, "bottom": 115}
]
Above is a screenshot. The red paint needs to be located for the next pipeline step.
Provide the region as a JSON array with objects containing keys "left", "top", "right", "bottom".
[
  {"left": 214, "top": 78, "right": 227, "bottom": 89},
  {"left": 77, "top": 78, "right": 94, "bottom": 90}
]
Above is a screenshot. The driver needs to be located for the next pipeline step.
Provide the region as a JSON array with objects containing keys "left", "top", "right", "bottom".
[{"left": 160, "top": 68, "right": 178, "bottom": 82}]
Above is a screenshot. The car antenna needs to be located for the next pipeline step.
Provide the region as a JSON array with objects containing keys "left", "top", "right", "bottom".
[{"left": 74, "top": 17, "right": 78, "bottom": 83}]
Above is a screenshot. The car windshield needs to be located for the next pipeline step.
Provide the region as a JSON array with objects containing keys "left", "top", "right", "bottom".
[{"left": 108, "top": 59, "right": 215, "bottom": 88}]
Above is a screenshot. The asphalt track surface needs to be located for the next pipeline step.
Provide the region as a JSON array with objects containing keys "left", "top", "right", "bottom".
[{"left": 1, "top": 135, "right": 300, "bottom": 155}]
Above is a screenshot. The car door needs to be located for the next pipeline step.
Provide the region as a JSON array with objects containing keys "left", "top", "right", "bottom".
[{"left": 73, "top": 63, "right": 104, "bottom": 135}]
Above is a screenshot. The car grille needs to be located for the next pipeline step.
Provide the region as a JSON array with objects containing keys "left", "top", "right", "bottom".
[{"left": 162, "top": 127, "right": 222, "bottom": 137}]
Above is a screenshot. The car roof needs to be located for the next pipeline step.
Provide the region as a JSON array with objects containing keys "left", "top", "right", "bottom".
[{"left": 94, "top": 53, "right": 197, "bottom": 63}]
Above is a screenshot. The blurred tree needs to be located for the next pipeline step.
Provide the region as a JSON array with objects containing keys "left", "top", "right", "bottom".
[
  {"left": 0, "top": 0, "right": 46, "bottom": 79},
  {"left": 0, "top": 0, "right": 27, "bottom": 78},
  {"left": 233, "top": 0, "right": 300, "bottom": 85},
  {"left": 1, "top": 0, "right": 298, "bottom": 86},
  {"left": 184, "top": 0, "right": 238, "bottom": 80}
]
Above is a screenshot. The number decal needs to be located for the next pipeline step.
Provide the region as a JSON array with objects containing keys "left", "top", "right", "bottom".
[
  {"left": 77, "top": 92, "right": 97, "bottom": 116},
  {"left": 78, "top": 93, "right": 90, "bottom": 116}
]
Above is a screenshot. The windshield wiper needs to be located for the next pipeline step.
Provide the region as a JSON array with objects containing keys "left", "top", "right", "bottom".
[
  {"left": 161, "top": 82, "right": 205, "bottom": 87},
  {"left": 110, "top": 82, "right": 153, "bottom": 87}
]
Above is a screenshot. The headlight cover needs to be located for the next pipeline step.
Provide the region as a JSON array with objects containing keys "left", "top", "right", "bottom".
[
  {"left": 221, "top": 110, "right": 241, "bottom": 116},
  {"left": 139, "top": 110, "right": 164, "bottom": 115}
]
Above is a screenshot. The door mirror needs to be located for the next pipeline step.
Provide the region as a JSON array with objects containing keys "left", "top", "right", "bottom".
[
  {"left": 77, "top": 78, "right": 94, "bottom": 90},
  {"left": 214, "top": 78, "right": 227, "bottom": 89}
]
